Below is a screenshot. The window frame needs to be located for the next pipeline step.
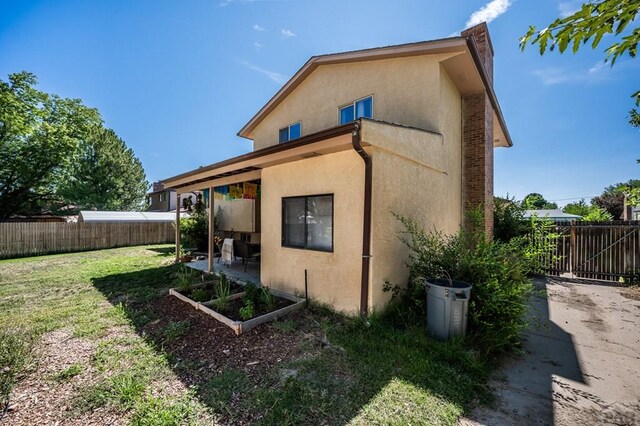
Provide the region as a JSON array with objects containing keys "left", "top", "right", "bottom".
[
  {"left": 278, "top": 121, "right": 302, "bottom": 143},
  {"left": 338, "top": 95, "right": 374, "bottom": 125},
  {"left": 281, "top": 193, "right": 334, "bottom": 253}
]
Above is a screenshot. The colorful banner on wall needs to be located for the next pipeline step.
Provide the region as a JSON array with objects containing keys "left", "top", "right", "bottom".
[
  {"left": 243, "top": 182, "right": 257, "bottom": 199},
  {"left": 229, "top": 184, "right": 243, "bottom": 199},
  {"left": 213, "top": 183, "right": 260, "bottom": 201}
]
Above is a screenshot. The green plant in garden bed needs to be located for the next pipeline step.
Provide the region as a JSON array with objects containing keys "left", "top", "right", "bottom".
[
  {"left": 242, "top": 281, "right": 261, "bottom": 306},
  {"left": 212, "top": 272, "right": 232, "bottom": 312},
  {"left": 239, "top": 300, "right": 255, "bottom": 321},
  {"left": 261, "top": 286, "right": 277, "bottom": 312},
  {"left": 190, "top": 288, "right": 210, "bottom": 303}
]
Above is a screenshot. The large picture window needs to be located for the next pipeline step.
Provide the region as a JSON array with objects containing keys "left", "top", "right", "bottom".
[{"left": 282, "top": 194, "right": 333, "bottom": 252}]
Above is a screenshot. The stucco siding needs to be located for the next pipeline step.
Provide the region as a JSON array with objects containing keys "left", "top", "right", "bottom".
[
  {"left": 250, "top": 54, "right": 457, "bottom": 150},
  {"left": 260, "top": 150, "right": 364, "bottom": 314},
  {"left": 365, "top": 71, "right": 463, "bottom": 311}
]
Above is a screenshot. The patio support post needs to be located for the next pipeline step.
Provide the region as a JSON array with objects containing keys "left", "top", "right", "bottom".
[
  {"left": 175, "top": 191, "right": 181, "bottom": 262},
  {"left": 208, "top": 186, "right": 215, "bottom": 273}
]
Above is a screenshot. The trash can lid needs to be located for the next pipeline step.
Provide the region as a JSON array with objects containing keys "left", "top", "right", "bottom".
[{"left": 425, "top": 278, "right": 472, "bottom": 289}]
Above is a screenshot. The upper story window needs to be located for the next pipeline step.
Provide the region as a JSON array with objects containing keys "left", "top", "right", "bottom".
[
  {"left": 279, "top": 122, "right": 301, "bottom": 143},
  {"left": 339, "top": 95, "right": 373, "bottom": 125}
]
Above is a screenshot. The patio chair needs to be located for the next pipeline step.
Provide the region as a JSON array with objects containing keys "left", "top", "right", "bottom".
[{"left": 233, "top": 240, "right": 260, "bottom": 272}]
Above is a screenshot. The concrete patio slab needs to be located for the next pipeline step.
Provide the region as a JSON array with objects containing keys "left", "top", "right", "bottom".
[
  {"left": 460, "top": 277, "right": 640, "bottom": 426},
  {"left": 185, "top": 258, "right": 260, "bottom": 284}
]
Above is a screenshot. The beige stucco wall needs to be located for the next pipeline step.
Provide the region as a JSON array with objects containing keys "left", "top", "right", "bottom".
[
  {"left": 250, "top": 54, "right": 457, "bottom": 150},
  {"left": 365, "top": 67, "right": 463, "bottom": 311},
  {"left": 260, "top": 150, "right": 364, "bottom": 314}
]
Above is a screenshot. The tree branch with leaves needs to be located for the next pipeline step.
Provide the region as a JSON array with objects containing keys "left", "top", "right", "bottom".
[{"left": 520, "top": 0, "right": 640, "bottom": 127}]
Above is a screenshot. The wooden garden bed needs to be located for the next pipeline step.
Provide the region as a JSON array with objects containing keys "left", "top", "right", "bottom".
[{"left": 169, "top": 283, "right": 305, "bottom": 335}]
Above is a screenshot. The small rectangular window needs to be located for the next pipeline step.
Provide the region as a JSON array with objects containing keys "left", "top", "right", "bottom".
[
  {"left": 279, "top": 122, "right": 301, "bottom": 143},
  {"left": 282, "top": 194, "right": 333, "bottom": 252},
  {"left": 339, "top": 95, "right": 373, "bottom": 124},
  {"left": 159, "top": 193, "right": 164, "bottom": 202}
]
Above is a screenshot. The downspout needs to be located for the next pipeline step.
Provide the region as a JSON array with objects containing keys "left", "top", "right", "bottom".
[{"left": 352, "top": 121, "right": 372, "bottom": 316}]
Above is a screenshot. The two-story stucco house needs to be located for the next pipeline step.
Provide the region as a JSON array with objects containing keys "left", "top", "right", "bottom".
[{"left": 162, "top": 23, "right": 512, "bottom": 314}]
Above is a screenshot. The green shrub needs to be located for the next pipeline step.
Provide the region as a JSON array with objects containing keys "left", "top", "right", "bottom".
[
  {"left": 391, "top": 214, "right": 539, "bottom": 354},
  {"left": 493, "top": 196, "right": 528, "bottom": 242},
  {"left": 179, "top": 212, "right": 208, "bottom": 252}
]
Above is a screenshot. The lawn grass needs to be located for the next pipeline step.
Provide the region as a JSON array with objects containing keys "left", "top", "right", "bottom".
[{"left": 0, "top": 245, "right": 492, "bottom": 425}]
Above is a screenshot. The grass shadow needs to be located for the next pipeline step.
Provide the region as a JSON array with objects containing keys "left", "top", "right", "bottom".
[{"left": 90, "top": 261, "right": 496, "bottom": 425}]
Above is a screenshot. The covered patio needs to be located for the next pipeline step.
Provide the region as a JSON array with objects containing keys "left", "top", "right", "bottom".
[
  {"left": 186, "top": 257, "right": 260, "bottom": 284},
  {"left": 162, "top": 123, "right": 361, "bottom": 286}
]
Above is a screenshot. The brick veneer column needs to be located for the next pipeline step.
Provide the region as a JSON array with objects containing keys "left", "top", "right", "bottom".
[
  {"left": 461, "top": 22, "right": 495, "bottom": 237},
  {"left": 462, "top": 94, "right": 494, "bottom": 236}
]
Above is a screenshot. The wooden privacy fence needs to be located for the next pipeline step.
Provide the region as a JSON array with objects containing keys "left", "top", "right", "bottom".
[
  {"left": 0, "top": 222, "right": 175, "bottom": 259},
  {"left": 539, "top": 221, "right": 640, "bottom": 281}
]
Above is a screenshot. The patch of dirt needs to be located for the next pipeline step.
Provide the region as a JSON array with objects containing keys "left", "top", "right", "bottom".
[
  {"left": 3, "top": 329, "right": 125, "bottom": 426},
  {"left": 140, "top": 294, "right": 317, "bottom": 386},
  {"left": 620, "top": 286, "right": 640, "bottom": 301}
]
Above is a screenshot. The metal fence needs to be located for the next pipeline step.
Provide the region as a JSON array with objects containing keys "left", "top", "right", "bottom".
[
  {"left": 0, "top": 222, "right": 175, "bottom": 259},
  {"left": 540, "top": 221, "right": 640, "bottom": 281}
]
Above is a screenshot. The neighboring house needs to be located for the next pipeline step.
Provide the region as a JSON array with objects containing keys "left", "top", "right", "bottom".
[
  {"left": 162, "top": 23, "right": 512, "bottom": 314},
  {"left": 147, "top": 182, "right": 198, "bottom": 212},
  {"left": 79, "top": 211, "right": 189, "bottom": 223},
  {"left": 524, "top": 209, "right": 583, "bottom": 222}
]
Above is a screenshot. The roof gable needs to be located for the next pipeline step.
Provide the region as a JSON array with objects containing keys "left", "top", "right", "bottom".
[{"left": 238, "top": 36, "right": 512, "bottom": 147}]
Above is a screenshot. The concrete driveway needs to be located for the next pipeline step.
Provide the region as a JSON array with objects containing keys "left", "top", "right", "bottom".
[{"left": 461, "top": 277, "right": 640, "bottom": 426}]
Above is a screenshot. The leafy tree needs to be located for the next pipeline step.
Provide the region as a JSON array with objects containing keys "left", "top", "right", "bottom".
[
  {"left": 0, "top": 71, "right": 147, "bottom": 220},
  {"left": 592, "top": 179, "right": 640, "bottom": 218},
  {"left": 56, "top": 127, "right": 148, "bottom": 212},
  {"left": 0, "top": 72, "right": 101, "bottom": 221},
  {"left": 563, "top": 199, "right": 613, "bottom": 220},
  {"left": 563, "top": 199, "right": 591, "bottom": 216},
  {"left": 522, "top": 193, "right": 559, "bottom": 210},
  {"left": 583, "top": 206, "right": 614, "bottom": 220},
  {"left": 520, "top": 0, "right": 640, "bottom": 127},
  {"left": 493, "top": 195, "right": 527, "bottom": 242}
]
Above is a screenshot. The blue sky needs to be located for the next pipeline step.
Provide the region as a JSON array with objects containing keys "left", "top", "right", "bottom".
[{"left": 1, "top": 0, "right": 638, "bottom": 206}]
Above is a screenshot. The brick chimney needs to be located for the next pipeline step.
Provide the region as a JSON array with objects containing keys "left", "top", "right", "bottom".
[
  {"left": 461, "top": 22, "right": 495, "bottom": 237},
  {"left": 152, "top": 181, "right": 164, "bottom": 192}
]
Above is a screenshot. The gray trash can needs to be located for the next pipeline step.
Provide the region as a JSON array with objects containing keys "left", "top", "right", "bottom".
[{"left": 425, "top": 278, "right": 472, "bottom": 341}]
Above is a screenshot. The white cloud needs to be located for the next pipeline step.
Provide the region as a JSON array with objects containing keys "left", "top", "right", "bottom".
[
  {"left": 253, "top": 24, "right": 265, "bottom": 31},
  {"left": 588, "top": 60, "right": 607, "bottom": 75},
  {"left": 465, "top": 0, "right": 512, "bottom": 28},
  {"left": 238, "top": 60, "right": 287, "bottom": 84},
  {"left": 281, "top": 28, "right": 295, "bottom": 38},
  {"left": 558, "top": 1, "right": 581, "bottom": 18},
  {"left": 532, "top": 61, "right": 609, "bottom": 85},
  {"left": 253, "top": 42, "right": 263, "bottom": 49}
]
